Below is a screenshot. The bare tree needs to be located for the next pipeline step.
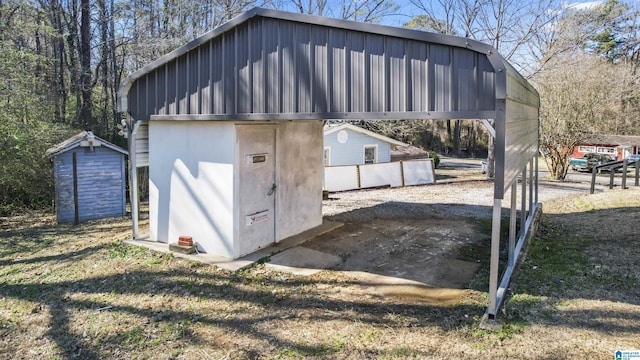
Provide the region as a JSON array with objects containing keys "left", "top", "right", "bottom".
[
  {"left": 290, "top": 0, "right": 328, "bottom": 16},
  {"left": 407, "top": 0, "right": 454, "bottom": 34},
  {"left": 288, "top": 0, "right": 397, "bottom": 23},
  {"left": 535, "top": 54, "right": 636, "bottom": 179}
]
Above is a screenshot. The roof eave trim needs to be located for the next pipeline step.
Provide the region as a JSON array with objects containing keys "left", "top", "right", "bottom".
[
  {"left": 149, "top": 110, "right": 498, "bottom": 121},
  {"left": 117, "top": 7, "right": 501, "bottom": 114}
]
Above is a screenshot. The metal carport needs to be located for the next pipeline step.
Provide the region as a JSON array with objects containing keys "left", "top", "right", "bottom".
[{"left": 117, "top": 7, "right": 540, "bottom": 319}]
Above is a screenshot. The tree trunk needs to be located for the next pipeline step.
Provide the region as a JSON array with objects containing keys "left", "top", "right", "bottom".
[
  {"left": 79, "top": 0, "right": 93, "bottom": 130},
  {"left": 453, "top": 119, "right": 461, "bottom": 155}
]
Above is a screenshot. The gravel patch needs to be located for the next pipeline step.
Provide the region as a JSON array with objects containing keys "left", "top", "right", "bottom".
[{"left": 322, "top": 179, "right": 595, "bottom": 220}]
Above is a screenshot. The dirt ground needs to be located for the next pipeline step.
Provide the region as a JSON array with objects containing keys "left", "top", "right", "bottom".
[
  {"left": 293, "top": 159, "right": 588, "bottom": 296},
  {"left": 2, "top": 159, "right": 638, "bottom": 359},
  {"left": 304, "top": 216, "right": 486, "bottom": 290}
]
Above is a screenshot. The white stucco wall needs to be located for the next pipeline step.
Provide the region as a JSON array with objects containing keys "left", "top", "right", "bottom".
[
  {"left": 149, "top": 121, "right": 236, "bottom": 258},
  {"left": 149, "top": 120, "right": 323, "bottom": 259},
  {"left": 275, "top": 121, "right": 324, "bottom": 240}
]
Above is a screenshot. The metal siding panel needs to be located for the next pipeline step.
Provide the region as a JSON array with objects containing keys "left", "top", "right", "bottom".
[
  {"left": 139, "top": 74, "right": 149, "bottom": 117},
  {"left": 498, "top": 66, "right": 539, "bottom": 198},
  {"left": 200, "top": 43, "right": 211, "bottom": 114},
  {"left": 454, "top": 48, "right": 476, "bottom": 111},
  {"left": 189, "top": 50, "right": 199, "bottom": 114},
  {"left": 387, "top": 37, "right": 405, "bottom": 112},
  {"left": 236, "top": 23, "right": 251, "bottom": 113},
  {"left": 330, "top": 28, "right": 346, "bottom": 112},
  {"left": 281, "top": 21, "right": 296, "bottom": 113},
  {"left": 223, "top": 33, "right": 236, "bottom": 113},
  {"left": 348, "top": 32, "right": 365, "bottom": 112},
  {"left": 177, "top": 55, "right": 188, "bottom": 114},
  {"left": 211, "top": 39, "right": 224, "bottom": 114},
  {"left": 296, "top": 27, "right": 312, "bottom": 112},
  {"left": 251, "top": 20, "right": 264, "bottom": 113},
  {"left": 367, "top": 34, "right": 385, "bottom": 112},
  {"left": 146, "top": 72, "right": 157, "bottom": 115},
  {"left": 312, "top": 27, "right": 328, "bottom": 113},
  {"left": 166, "top": 61, "right": 177, "bottom": 114},
  {"left": 265, "top": 19, "right": 280, "bottom": 113},
  {"left": 156, "top": 67, "right": 166, "bottom": 115},
  {"left": 478, "top": 56, "right": 495, "bottom": 111},
  {"left": 407, "top": 41, "right": 428, "bottom": 112},
  {"left": 429, "top": 44, "right": 451, "bottom": 112},
  {"left": 128, "top": 82, "right": 139, "bottom": 119}
]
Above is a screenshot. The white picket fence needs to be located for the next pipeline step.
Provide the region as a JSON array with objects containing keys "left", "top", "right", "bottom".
[{"left": 324, "top": 159, "right": 436, "bottom": 192}]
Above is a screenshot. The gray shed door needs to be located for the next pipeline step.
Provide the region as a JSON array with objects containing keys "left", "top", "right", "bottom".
[{"left": 237, "top": 125, "right": 276, "bottom": 257}]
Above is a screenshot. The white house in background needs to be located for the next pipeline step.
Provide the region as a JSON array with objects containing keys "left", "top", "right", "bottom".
[{"left": 323, "top": 123, "right": 408, "bottom": 166}]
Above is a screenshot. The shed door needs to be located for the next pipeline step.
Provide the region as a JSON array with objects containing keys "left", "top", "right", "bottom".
[{"left": 237, "top": 126, "right": 276, "bottom": 257}]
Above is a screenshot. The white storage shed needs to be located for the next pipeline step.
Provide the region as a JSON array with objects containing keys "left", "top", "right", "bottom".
[{"left": 118, "top": 8, "right": 540, "bottom": 318}]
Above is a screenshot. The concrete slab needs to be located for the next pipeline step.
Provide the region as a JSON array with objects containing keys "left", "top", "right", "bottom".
[
  {"left": 265, "top": 246, "right": 343, "bottom": 276},
  {"left": 123, "top": 220, "right": 343, "bottom": 272}
]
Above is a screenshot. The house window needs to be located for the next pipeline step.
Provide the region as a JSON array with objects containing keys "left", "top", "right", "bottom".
[
  {"left": 323, "top": 147, "right": 331, "bottom": 166},
  {"left": 364, "top": 145, "right": 377, "bottom": 164},
  {"left": 578, "top": 146, "right": 595, "bottom": 153},
  {"left": 597, "top": 147, "right": 616, "bottom": 155}
]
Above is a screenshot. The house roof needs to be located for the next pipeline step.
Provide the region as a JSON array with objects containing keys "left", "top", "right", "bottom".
[
  {"left": 46, "top": 131, "right": 128, "bottom": 157},
  {"left": 583, "top": 135, "right": 640, "bottom": 146},
  {"left": 324, "top": 124, "right": 408, "bottom": 147}
]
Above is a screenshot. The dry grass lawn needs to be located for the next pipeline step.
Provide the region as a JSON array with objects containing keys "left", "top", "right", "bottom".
[{"left": 1, "top": 186, "right": 639, "bottom": 359}]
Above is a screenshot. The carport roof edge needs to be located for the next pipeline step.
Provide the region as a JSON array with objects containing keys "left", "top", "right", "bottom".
[{"left": 117, "top": 7, "right": 513, "bottom": 115}]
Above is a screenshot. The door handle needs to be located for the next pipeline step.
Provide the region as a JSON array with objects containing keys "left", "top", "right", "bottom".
[{"left": 267, "top": 183, "right": 276, "bottom": 196}]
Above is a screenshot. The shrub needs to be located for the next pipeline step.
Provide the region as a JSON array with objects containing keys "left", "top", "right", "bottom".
[
  {"left": 0, "top": 117, "right": 72, "bottom": 215},
  {"left": 428, "top": 150, "right": 440, "bottom": 168}
]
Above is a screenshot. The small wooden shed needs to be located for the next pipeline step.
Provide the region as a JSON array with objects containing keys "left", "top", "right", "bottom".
[{"left": 46, "top": 131, "right": 128, "bottom": 224}]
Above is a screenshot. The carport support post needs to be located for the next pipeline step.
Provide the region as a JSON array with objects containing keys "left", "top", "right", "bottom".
[
  {"left": 509, "top": 183, "right": 517, "bottom": 266},
  {"left": 530, "top": 158, "right": 535, "bottom": 211},
  {"left": 521, "top": 165, "right": 527, "bottom": 234},
  {"left": 529, "top": 155, "right": 540, "bottom": 205},
  {"left": 488, "top": 198, "right": 502, "bottom": 317},
  {"left": 128, "top": 117, "right": 140, "bottom": 239}
]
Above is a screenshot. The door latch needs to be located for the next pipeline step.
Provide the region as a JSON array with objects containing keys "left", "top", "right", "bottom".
[{"left": 267, "top": 183, "right": 276, "bottom": 196}]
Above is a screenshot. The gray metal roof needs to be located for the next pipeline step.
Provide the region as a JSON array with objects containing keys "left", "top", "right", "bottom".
[
  {"left": 117, "top": 7, "right": 539, "bottom": 199},
  {"left": 118, "top": 7, "right": 510, "bottom": 120}
]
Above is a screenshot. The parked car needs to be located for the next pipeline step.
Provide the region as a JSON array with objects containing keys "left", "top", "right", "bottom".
[
  {"left": 626, "top": 154, "right": 640, "bottom": 163},
  {"left": 569, "top": 153, "right": 616, "bottom": 172}
]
